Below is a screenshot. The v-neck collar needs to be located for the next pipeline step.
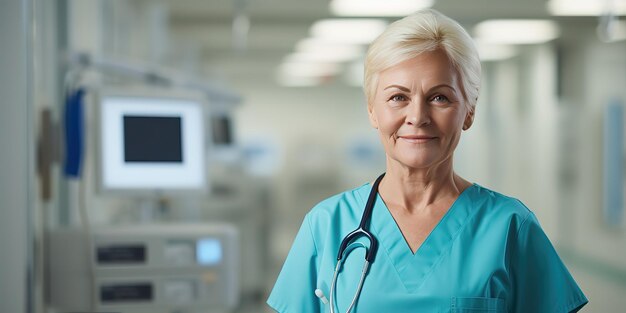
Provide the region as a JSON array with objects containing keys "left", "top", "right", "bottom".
[{"left": 357, "top": 182, "right": 478, "bottom": 293}]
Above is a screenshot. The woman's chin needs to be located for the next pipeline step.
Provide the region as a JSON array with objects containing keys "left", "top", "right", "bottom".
[{"left": 392, "top": 155, "right": 441, "bottom": 170}]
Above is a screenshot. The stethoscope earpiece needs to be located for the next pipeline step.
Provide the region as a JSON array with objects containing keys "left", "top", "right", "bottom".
[{"left": 315, "top": 288, "right": 329, "bottom": 304}]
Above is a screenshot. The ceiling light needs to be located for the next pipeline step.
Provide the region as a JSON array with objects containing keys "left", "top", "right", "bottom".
[
  {"left": 278, "top": 62, "right": 340, "bottom": 78},
  {"left": 286, "top": 40, "right": 364, "bottom": 63},
  {"left": 276, "top": 62, "right": 339, "bottom": 87},
  {"left": 547, "top": 0, "right": 626, "bottom": 16},
  {"left": 474, "top": 20, "right": 560, "bottom": 44},
  {"left": 474, "top": 42, "right": 518, "bottom": 61},
  {"left": 276, "top": 75, "right": 323, "bottom": 87},
  {"left": 330, "top": 0, "right": 433, "bottom": 17},
  {"left": 310, "top": 19, "right": 388, "bottom": 45},
  {"left": 296, "top": 38, "right": 365, "bottom": 54}
]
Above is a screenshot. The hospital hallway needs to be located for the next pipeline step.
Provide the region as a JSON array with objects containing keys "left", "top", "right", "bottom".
[{"left": 2, "top": 0, "right": 626, "bottom": 312}]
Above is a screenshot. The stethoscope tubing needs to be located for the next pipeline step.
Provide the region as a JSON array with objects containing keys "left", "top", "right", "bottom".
[{"left": 328, "top": 173, "right": 385, "bottom": 313}]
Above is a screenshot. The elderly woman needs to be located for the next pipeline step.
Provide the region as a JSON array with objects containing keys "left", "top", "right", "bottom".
[{"left": 268, "top": 9, "right": 587, "bottom": 313}]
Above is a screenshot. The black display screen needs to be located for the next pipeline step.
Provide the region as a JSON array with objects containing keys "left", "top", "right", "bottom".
[
  {"left": 123, "top": 116, "right": 183, "bottom": 162},
  {"left": 100, "top": 283, "right": 153, "bottom": 302},
  {"left": 97, "top": 245, "right": 146, "bottom": 264}
]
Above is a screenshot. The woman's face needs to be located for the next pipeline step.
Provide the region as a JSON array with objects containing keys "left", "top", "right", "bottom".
[{"left": 368, "top": 50, "right": 473, "bottom": 170}]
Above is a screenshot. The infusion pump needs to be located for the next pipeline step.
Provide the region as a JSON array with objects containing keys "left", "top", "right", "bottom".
[{"left": 46, "top": 223, "right": 239, "bottom": 313}]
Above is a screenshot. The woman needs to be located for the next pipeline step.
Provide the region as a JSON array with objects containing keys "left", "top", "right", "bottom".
[{"left": 268, "top": 9, "right": 587, "bottom": 313}]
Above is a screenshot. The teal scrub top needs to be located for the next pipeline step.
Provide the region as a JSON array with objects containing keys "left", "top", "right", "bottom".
[{"left": 267, "top": 183, "right": 588, "bottom": 313}]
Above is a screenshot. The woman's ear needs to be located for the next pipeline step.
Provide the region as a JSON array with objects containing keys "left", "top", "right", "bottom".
[
  {"left": 462, "top": 106, "right": 475, "bottom": 131},
  {"left": 368, "top": 104, "right": 379, "bottom": 129}
]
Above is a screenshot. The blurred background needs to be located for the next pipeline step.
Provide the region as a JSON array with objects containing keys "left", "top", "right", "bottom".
[{"left": 1, "top": 0, "right": 626, "bottom": 312}]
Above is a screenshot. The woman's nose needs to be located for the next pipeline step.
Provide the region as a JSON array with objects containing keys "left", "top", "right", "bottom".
[{"left": 406, "top": 99, "right": 430, "bottom": 126}]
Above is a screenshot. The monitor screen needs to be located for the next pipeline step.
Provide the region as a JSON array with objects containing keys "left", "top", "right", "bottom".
[
  {"left": 196, "top": 238, "right": 222, "bottom": 266},
  {"left": 99, "top": 93, "right": 206, "bottom": 191},
  {"left": 123, "top": 116, "right": 183, "bottom": 163}
]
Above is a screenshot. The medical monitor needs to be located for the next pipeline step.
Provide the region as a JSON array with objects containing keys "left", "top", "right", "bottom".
[{"left": 99, "top": 89, "right": 207, "bottom": 192}]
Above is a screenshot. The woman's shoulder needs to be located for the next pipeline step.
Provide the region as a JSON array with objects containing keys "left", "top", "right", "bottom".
[
  {"left": 305, "top": 183, "right": 370, "bottom": 223},
  {"left": 301, "top": 184, "right": 371, "bottom": 241},
  {"left": 469, "top": 183, "right": 533, "bottom": 221}
]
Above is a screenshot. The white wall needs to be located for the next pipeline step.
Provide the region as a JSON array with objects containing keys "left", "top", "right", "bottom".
[
  {"left": 0, "top": 0, "right": 33, "bottom": 312},
  {"left": 574, "top": 41, "right": 626, "bottom": 270}
]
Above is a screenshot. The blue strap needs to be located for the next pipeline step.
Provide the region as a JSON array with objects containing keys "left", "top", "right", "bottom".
[{"left": 63, "top": 88, "right": 85, "bottom": 178}]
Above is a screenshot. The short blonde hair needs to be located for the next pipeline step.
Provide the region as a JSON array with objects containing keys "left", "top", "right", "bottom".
[{"left": 364, "top": 9, "right": 481, "bottom": 109}]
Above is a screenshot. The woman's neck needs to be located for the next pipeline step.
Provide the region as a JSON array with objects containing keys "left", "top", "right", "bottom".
[{"left": 377, "top": 156, "right": 471, "bottom": 214}]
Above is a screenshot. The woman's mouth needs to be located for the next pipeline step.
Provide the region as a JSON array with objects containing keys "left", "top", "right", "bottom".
[{"left": 397, "top": 135, "right": 437, "bottom": 143}]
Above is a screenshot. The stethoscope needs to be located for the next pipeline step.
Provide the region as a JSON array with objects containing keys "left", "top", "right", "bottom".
[{"left": 315, "top": 173, "right": 385, "bottom": 313}]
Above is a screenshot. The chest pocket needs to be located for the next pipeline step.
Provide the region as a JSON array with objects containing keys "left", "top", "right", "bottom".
[{"left": 451, "top": 297, "right": 506, "bottom": 313}]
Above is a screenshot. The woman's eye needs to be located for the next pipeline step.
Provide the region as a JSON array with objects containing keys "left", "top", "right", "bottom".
[
  {"left": 431, "top": 95, "right": 449, "bottom": 103},
  {"left": 390, "top": 94, "right": 407, "bottom": 102}
]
